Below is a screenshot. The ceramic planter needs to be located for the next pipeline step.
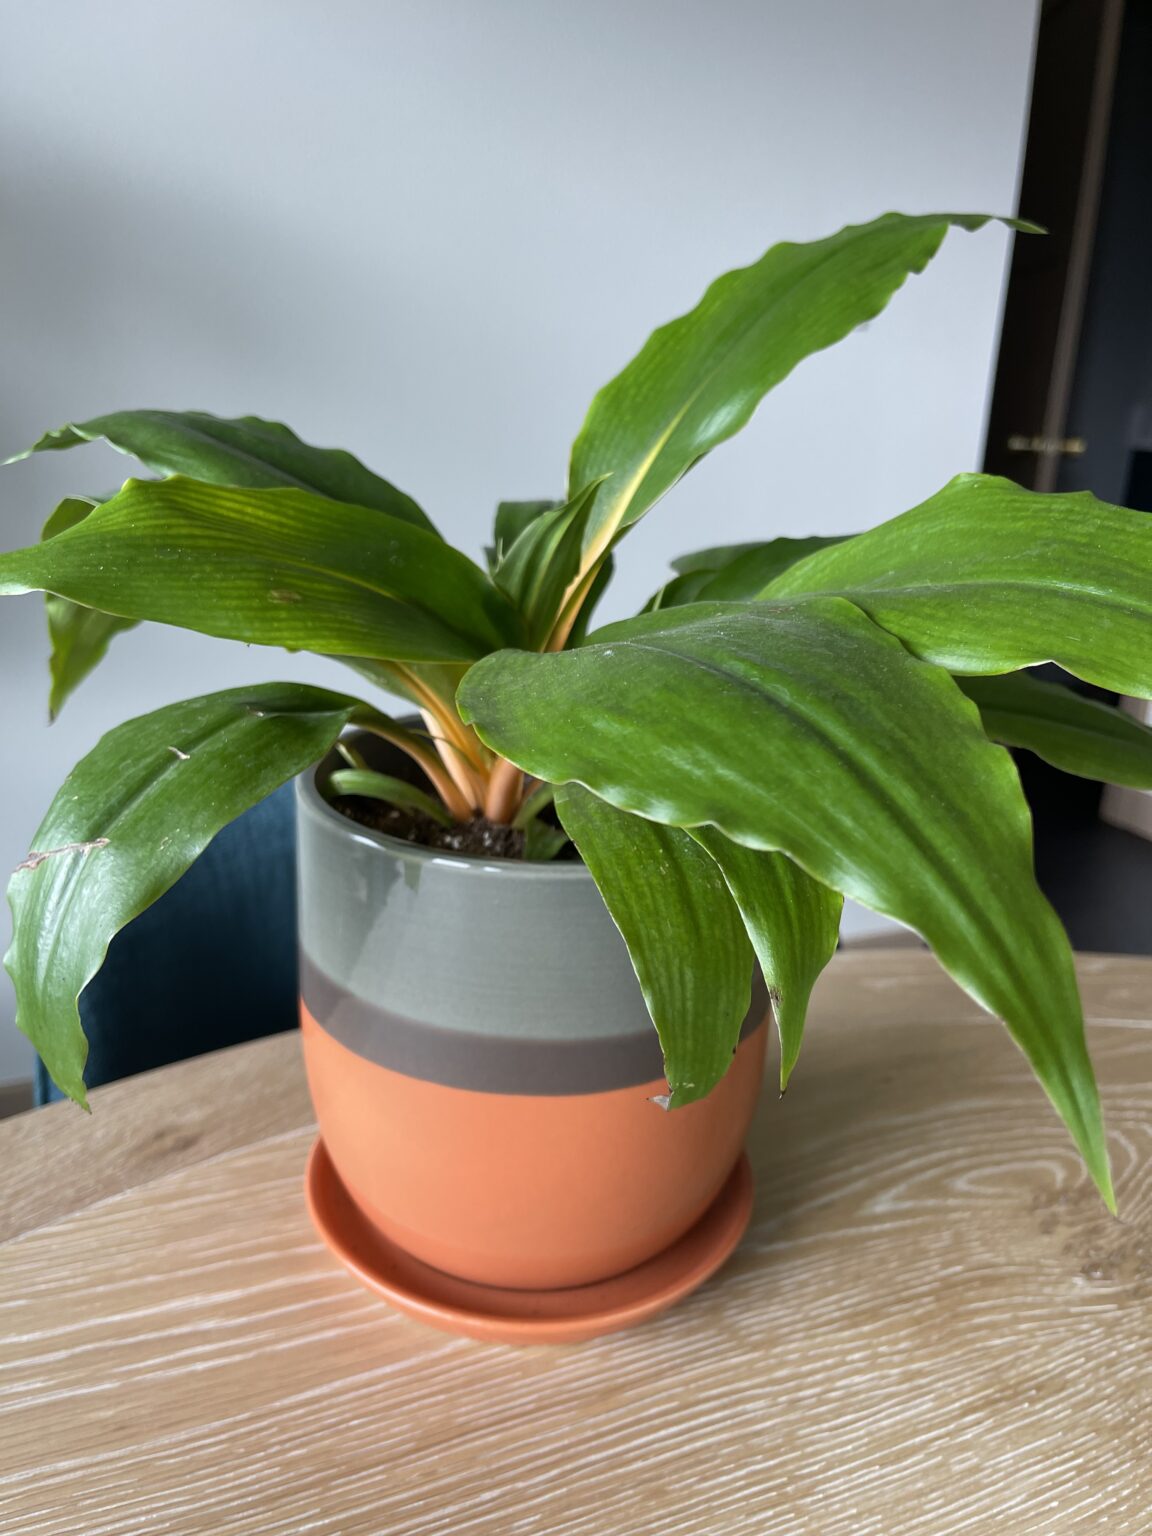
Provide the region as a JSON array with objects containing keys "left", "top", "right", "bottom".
[{"left": 297, "top": 739, "right": 767, "bottom": 1304}]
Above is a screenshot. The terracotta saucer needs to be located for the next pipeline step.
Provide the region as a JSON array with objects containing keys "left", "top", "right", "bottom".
[{"left": 305, "top": 1138, "right": 754, "bottom": 1345}]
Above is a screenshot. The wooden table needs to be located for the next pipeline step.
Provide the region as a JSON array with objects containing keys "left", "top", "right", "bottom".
[{"left": 1, "top": 950, "right": 1150, "bottom": 1534}]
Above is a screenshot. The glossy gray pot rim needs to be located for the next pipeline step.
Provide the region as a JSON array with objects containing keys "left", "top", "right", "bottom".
[{"left": 296, "top": 759, "right": 592, "bottom": 883}]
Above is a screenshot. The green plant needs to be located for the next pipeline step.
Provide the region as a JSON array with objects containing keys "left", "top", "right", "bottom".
[{"left": 5, "top": 211, "right": 1152, "bottom": 1210}]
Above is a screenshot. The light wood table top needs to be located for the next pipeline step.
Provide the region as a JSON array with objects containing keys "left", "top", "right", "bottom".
[{"left": 1, "top": 949, "right": 1149, "bottom": 1535}]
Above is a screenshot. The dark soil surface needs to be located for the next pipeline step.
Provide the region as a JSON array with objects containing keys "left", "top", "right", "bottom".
[{"left": 331, "top": 796, "right": 530, "bottom": 859}]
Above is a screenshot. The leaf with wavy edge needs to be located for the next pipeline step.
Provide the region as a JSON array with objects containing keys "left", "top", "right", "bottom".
[
  {"left": 459, "top": 598, "right": 1113, "bottom": 1206},
  {"left": 768, "top": 474, "right": 1152, "bottom": 696},
  {"left": 9, "top": 409, "right": 437, "bottom": 533},
  {"left": 6, "top": 683, "right": 369, "bottom": 1104},
  {"left": 571, "top": 212, "right": 1028, "bottom": 564}
]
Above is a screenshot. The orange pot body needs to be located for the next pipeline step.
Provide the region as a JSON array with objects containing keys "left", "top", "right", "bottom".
[{"left": 302, "top": 1006, "right": 765, "bottom": 1289}]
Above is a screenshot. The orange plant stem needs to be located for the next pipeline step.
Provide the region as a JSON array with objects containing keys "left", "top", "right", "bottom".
[
  {"left": 484, "top": 756, "right": 525, "bottom": 824},
  {"left": 421, "top": 711, "right": 484, "bottom": 812}
]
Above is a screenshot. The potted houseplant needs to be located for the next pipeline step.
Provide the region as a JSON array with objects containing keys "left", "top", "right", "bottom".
[{"left": 5, "top": 211, "right": 1152, "bottom": 1340}]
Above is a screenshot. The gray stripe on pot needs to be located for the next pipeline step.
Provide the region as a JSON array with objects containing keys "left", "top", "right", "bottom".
[
  {"left": 302, "top": 954, "right": 768, "bottom": 1096},
  {"left": 298, "top": 738, "right": 711, "bottom": 1046}
]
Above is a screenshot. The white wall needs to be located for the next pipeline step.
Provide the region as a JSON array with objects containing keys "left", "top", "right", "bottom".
[{"left": 0, "top": 0, "right": 1039, "bottom": 1079}]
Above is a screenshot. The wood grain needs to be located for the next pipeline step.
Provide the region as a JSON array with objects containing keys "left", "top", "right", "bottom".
[
  {"left": 1, "top": 951, "right": 1149, "bottom": 1534},
  {"left": 0, "top": 1035, "right": 315, "bottom": 1243}
]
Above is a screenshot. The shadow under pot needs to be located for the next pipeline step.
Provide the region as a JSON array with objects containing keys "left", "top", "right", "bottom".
[{"left": 297, "top": 738, "right": 767, "bottom": 1292}]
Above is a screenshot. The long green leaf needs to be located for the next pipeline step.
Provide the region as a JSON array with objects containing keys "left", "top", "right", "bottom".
[
  {"left": 0, "top": 477, "right": 523, "bottom": 663},
  {"left": 768, "top": 474, "right": 1152, "bottom": 696},
  {"left": 459, "top": 598, "right": 1112, "bottom": 1206},
  {"left": 642, "top": 570, "right": 715, "bottom": 613},
  {"left": 671, "top": 536, "right": 847, "bottom": 580},
  {"left": 570, "top": 212, "right": 1025, "bottom": 561},
  {"left": 488, "top": 499, "right": 561, "bottom": 573},
  {"left": 521, "top": 822, "right": 570, "bottom": 862},
  {"left": 511, "top": 784, "right": 570, "bottom": 862},
  {"left": 690, "top": 832, "right": 843, "bottom": 1089},
  {"left": 492, "top": 479, "right": 606, "bottom": 646},
  {"left": 9, "top": 409, "right": 438, "bottom": 533},
  {"left": 960, "top": 672, "right": 1152, "bottom": 787},
  {"left": 647, "top": 535, "right": 849, "bottom": 611},
  {"left": 554, "top": 784, "right": 753, "bottom": 1106},
  {"left": 327, "top": 766, "right": 453, "bottom": 826},
  {"left": 40, "top": 496, "right": 137, "bottom": 718},
  {"left": 6, "top": 683, "right": 363, "bottom": 1105},
  {"left": 46, "top": 598, "right": 135, "bottom": 719}
]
